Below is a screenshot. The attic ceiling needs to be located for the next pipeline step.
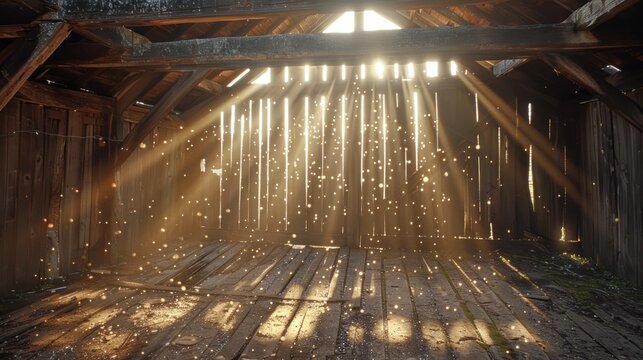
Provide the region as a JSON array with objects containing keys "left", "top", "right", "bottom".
[{"left": 1, "top": 0, "right": 642, "bottom": 123}]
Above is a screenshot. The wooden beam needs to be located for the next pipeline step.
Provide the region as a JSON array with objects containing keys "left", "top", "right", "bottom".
[
  {"left": 11, "top": 0, "right": 56, "bottom": 14},
  {"left": 114, "top": 71, "right": 165, "bottom": 115},
  {"left": 57, "top": 0, "right": 502, "bottom": 26},
  {"left": 16, "top": 80, "right": 115, "bottom": 113},
  {"left": 0, "top": 24, "right": 35, "bottom": 39},
  {"left": 47, "top": 24, "right": 638, "bottom": 69},
  {"left": 115, "top": 70, "right": 208, "bottom": 167},
  {"left": 0, "top": 22, "right": 70, "bottom": 111},
  {"left": 492, "top": 58, "right": 528, "bottom": 77},
  {"left": 196, "top": 78, "right": 225, "bottom": 94},
  {"left": 493, "top": 0, "right": 640, "bottom": 77},
  {"left": 541, "top": 53, "right": 643, "bottom": 132},
  {"left": 566, "top": 0, "right": 640, "bottom": 30},
  {"left": 74, "top": 26, "right": 150, "bottom": 50}
]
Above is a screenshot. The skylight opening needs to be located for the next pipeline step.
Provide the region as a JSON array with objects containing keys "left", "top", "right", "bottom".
[
  {"left": 406, "top": 63, "right": 415, "bottom": 79},
  {"left": 251, "top": 68, "right": 271, "bottom": 84},
  {"left": 364, "top": 10, "right": 401, "bottom": 31},
  {"left": 324, "top": 11, "right": 355, "bottom": 33},
  {"left": 324, "top": 10, "right": 400, "bottom": 33},
  {"left": 602, "top": 64, "right": 621, "bottom": 75},
  {"left": 425, "top": 61, "right": 439, "bottom": 78},
  {"left": 227, "top": 68, "right": 250, "bottom": 87},
  {"left": 376, "top": 62, "right": 385, "bottom": 79},
  {"left": 450, "top": 61, "right": 458, "bottom": 76}
]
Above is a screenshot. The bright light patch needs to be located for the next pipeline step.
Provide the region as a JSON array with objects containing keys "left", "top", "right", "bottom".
[
  {"left": 364, "top": 10, "right": 401, "bottom": 31},
  {"left": 360, "top": 64, "right": 366, "bottom": 79},
  {"left": 406, "top": 63, "right": 415, "bottom": 79},
  {"left": 450, "top": 61, "right": 458, "bottom": 76},
  {"left": 394, "top": 63, "right": 399, "bottom": 79},
  {"left": 425, "top": 61, "right": 439, "bottom": 78},
  {"left": 376, "top": 62, "right": 384, "bottom": 79},
  {"left": 251, "top": 68, "right": 271, "bottom": 84},
  {"left": 227, "top": 68, "right": 250, "bottom": 87},
  {"left": 304, "top": 65, "right": 310, "bottom": 82},
  {"left": 324, "top": 11, "right": 355, "bottom": 33},
  {"left": 322, "top": 65, "right": 328, "bottom": 81},
  {"left": 284, "top": 66, "right": 289, "bottom": 83}
]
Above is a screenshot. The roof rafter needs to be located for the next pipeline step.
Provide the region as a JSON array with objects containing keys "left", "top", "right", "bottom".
[
  {"left": 494, "top": 0, "right": 640, "bottom": 77},
  {"left": 0, "top": 22, "right": 71, "bottom": 111}
]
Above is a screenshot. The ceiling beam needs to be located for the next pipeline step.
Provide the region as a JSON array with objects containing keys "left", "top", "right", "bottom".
[
  {"left": 56, "top": 0, "right": 503, "bottom": 27},
  {"left": 115, "top": 70, "right": 209, "bottom": 167},
  {"left": 74, "top": 26, "right": 150, "bottom": 50},
  {"left": 541, "top": 53, "right": 643, "bottom": 132},
  {"left": 16, "top": 80, "right": 115, "bottom": 113},
  {"left": 0, "top": 22, "right": 71, "bottom": 111},
  {"left": 47, "top": 24, "right": 642, "bottom": 69},
  {"left": 493, "top": 0, "right": 640, "bottom": 77}
]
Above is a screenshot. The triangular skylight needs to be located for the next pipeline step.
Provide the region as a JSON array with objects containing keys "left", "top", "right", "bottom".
[{"left": 232, "top": 11, "right": 402, "bottom": 87}]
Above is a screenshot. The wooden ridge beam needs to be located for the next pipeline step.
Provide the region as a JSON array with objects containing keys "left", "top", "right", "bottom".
[
  {"left": 0, "top": 21, "right": 71, "bottom": 111},
  {"left": 47, "top": 24, "right": 641, "bottom": 69},
  {"left": 493, "top": 0, "right": 640, "bottom": 77},
  {"left": 56, "top": 0, "right": 503, "bottom": 27},
  {"left": 115, "top": 70, "right": 209, "bottom": 167},
  {"left": 541, "top": 53, "right": 643, "bottom": 132}
]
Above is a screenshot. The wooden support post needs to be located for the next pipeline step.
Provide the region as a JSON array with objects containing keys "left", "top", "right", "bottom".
[
  {"left": 542, "top": 53, "right": 643, "bottom": 132},
  {"left": 0, "top": 22, "right": 70, "bottom": 111}
]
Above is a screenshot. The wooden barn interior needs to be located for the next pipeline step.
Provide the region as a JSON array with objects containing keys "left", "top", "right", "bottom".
[{"left": 1, "top": 0, "right": 642, "bottom": 359}]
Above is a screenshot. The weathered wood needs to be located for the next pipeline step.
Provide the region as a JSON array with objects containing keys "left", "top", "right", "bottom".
[
  {"left": 493, "top": 0, "right": 640, "bottom": 76},
  {"left": 48, "top": 24, "right": 638, "bottom": 69},
  {"left": 0, "top": 22, "right": 70, "bottom": 111},
  {"left": 492, "top": 57, "right": 528, "bottom": 77},
  {"left": 0, "top": 24, "right": 34, "bottom": 39},
  {"left": 566, "top": 0, "right": 640, "bottom": 30},
  {"left": 16, "top": 80, "right": 115, "bottom": 113},
  {"left": 422, "top": 255, "right": 491, "bottom": 359},
  {"left": 74, "top": 26, "right": 150, "bottom": 50},
  {"left": 542, "top": 53, "right": 643, "bottom": 132},
  {"left": 383, "top": 252, "right": 425, "bottom": 358},
  {"left": 115, "top": 70, "right": 207, "bottom": 167},
  {"left": 195, "top": 78, "right": 224, "bottom": 94},
  {"left": 57, "top": 0, "right": 502, "bottom": 26}
]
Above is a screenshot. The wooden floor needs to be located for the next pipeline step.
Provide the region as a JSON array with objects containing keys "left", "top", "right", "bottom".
[{"left": 1, "top": 240, "right": 642, "bottom": 359}]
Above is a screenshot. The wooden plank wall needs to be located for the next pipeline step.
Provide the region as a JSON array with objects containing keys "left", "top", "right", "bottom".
[
  {"left": 580, "top": 90, "right": 643, "bottom": 287},
  {"left": 0, "top": 99, "right": 102, "bottom": 295},
  {"left": 168, "top": 64, "right": 575, "bottom": 249},
  {"left": 111, "top": 122, "right": 182, "bottom": 261}
]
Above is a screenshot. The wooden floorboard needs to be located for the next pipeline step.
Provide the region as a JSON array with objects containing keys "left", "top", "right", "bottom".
[{"left": 2, "top": 241, "right": 643, "bottom": 360}]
